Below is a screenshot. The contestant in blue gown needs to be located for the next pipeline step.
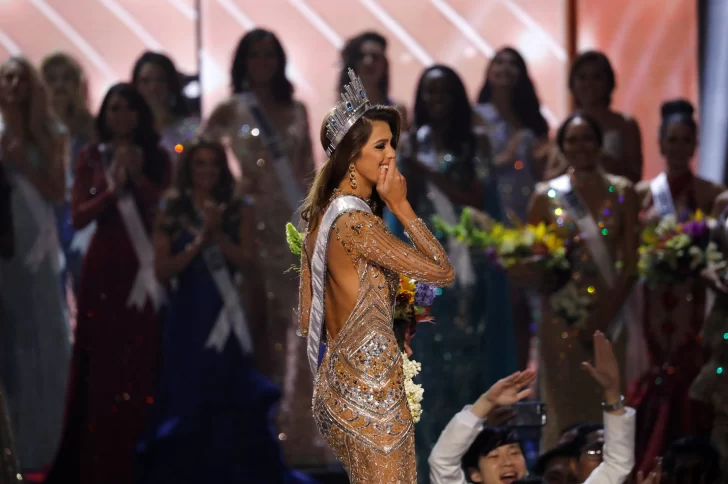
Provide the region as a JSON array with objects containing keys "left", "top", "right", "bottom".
[
  {"left": 136, "top": 139, "right": 315, "bottom": 484},
  {"left": 388, "top": 66, "right": 516, "bottom": 481}
]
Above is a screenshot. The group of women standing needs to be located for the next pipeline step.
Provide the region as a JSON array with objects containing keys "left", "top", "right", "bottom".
[{"left": 0, "top": 24, "right": 725, "bottom": 484}]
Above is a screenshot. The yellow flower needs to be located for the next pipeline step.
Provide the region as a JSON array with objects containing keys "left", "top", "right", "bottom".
[{"left": 399, "top": 275, "right": 417, "bottom": 294}]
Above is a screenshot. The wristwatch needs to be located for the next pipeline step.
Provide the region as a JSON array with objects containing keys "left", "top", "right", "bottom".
[{"left": 601, "top": 395, "right": 625, "bottom": 412}]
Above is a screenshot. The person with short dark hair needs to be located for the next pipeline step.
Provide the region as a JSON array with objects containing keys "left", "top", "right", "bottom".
[
  {"left": 430, "top": 332, "right": 635, "bottom": 484},
  {"left": 429, "top": 370, "right": 535, "bottom": 483}
]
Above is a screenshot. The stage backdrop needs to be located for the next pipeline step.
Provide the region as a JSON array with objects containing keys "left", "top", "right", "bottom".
[
  {"left": 578, "top": 0, "right": 699, "bottom": 181},
  {"left": 0, "top": 0, "right": 697, "bottom": 178}
]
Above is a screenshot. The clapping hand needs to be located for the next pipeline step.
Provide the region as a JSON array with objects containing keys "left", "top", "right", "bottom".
[{"left": 202, "top": 200, "right": 225, "bottom": 235}]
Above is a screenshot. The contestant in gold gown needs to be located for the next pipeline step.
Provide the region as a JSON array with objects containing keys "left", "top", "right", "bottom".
[{"left": 297, "top": 70, "right": 454, "bottom": 483}]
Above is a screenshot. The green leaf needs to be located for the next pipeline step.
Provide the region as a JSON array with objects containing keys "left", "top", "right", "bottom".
[{"left": 285, "top": 222, "right": 303, "bottom": 257}]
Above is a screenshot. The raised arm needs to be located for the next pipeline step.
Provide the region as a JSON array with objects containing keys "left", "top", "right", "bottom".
[
  {"left": 337, "top": 210, "right": 454, "bottom": 287},
  {"left": 429, "top": 370, "right": 535, "bottom": 484}
]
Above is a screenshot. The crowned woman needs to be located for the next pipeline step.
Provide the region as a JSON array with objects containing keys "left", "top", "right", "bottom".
[{"left": 297, "top": 69, "right": 454, "bottom": 482}]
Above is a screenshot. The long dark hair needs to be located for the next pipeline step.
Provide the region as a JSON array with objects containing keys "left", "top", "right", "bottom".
[
  {"left": 339, "top": 32, "right": 389, "bottom": 99},
  {"left": 96, "top": 83, "right": 164, "bottom": 185},
  {"left": 231, "top": 28, "right": 294, "bottom": 103},
  {"left": 175, "top": 138, "right": 235, "bottom": 204},
  {"left": 413, "top": 65, "right": 474, "bottom": 158},
  {"left": 569, "top": 50, "right": 616, "bottom": 108},
  {"left": 131, "top": 51, "right": 190, "bottom": 118},
  {"left": 476, "top": 47, "right": 548, "bottom": 138},
  {"left": 300, "top": 106, "right": 402, "bottom": 229}
]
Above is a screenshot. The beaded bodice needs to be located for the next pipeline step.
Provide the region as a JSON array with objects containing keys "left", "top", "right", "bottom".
[{"left": 297, "top": 195, "right": 454, "bottom": 482}]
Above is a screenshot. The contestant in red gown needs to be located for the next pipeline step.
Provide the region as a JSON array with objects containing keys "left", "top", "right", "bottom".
[{"left": 46, "top": 83, "right": 170, "bottom": 484}]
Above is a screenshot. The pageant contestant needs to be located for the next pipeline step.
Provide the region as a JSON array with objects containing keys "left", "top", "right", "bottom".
[{"left": 297, "top": 69, "right": 454, "bottom": 482}]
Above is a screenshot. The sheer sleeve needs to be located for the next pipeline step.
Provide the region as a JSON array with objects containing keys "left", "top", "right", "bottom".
[
  {"left": 337, "top": 210, "right": 455, "bottom": 287},
  {"left": 297, "top": 242, "right": 313, "bottom": 337}
]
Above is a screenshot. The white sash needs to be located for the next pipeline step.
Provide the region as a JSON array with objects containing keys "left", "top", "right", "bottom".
[
  {"left": 69, "top": 222, "right": 97, "bottom": 254},
  {"left": 416, "top": 126, "right": 475, "bottom": 287},
  {"left": 202, "top": 243, "right": 253, "bottom": 354},
  {"left": 649, "top": 172, "right": 676, "bottom": 218},
  {"left": 12, "top": 173, "right": 64, "bottom": 274},
  {"left": 101, "top": 145, "right": 165, "bottom": 312},
  {"left": 239, "top": 93, "right": 303, "bottom": 220},
  {"left": 549, "top": 174, "right": 616, "bottom": 287},
  {"left": 307, "top": 195, "right": 372, "bottom": 376},
  {"left": 549, "top": 174, "right": 629, "bottom": 340}
]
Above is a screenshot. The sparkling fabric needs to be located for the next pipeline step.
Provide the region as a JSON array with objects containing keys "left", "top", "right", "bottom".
[
  {"left": 298, "top": 201, "right": 454, "bottom": 483},
  {"left": 534, "top": 174, "right": 631, "bottom": 449},
  {"left": 206, "top": 98, "right": 322, "bottom": 466}
]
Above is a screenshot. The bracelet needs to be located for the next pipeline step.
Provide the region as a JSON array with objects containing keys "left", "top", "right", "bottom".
[{"left": 601, "top": 395, "right": 625, "bottom": 412}]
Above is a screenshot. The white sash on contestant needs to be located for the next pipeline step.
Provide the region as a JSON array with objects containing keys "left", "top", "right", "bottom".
[
  {"left": 649, "top": 172, "right": 677, "bottom": 218},
  {"left": 549, "top": 174, "right": 625, "bottom": 339},
  {"left": 202, "top": 243, "right": 253, "bottom": 354},
  {"left": 307, "top": 195, "right": 372, "bottom": 376},
  {"left": 416, "top": 126, "right": 475, "bottom": 288},
  {"left": 12, "top": 173, "right": 64, "bottom": 274},
  {"left": 239, "top": 93, "right": 303, "bottom": 221},
  {"left": 101, "top": 144, "right": 165, "bottom": 312}
]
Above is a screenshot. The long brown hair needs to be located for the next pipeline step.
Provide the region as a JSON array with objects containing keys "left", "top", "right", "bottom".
[
  {"left": 300, "top": 105, "right": 401, "bottom": 230},
  {"left": 175, "top": 138, "right": 235, "bottom": 204}
]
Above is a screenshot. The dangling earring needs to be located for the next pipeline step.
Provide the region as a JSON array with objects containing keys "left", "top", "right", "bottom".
[{"left": 349, "top": 163, "right": 357, "bottom": 190}]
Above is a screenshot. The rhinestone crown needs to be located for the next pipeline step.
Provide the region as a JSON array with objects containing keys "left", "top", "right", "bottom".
[{"left": 325, "top": 68, "right": 372, "bottom": 158}]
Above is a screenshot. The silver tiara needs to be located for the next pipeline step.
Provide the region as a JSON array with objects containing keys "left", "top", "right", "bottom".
[{"left": 325, "top": 68, "right": 372, "bottom": 157}]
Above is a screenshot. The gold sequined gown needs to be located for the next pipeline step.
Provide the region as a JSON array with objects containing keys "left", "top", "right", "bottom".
[
  {"left": 298, "top": 204, "right": 454, "bottom": 483},
  {"left": 205, "top": 97, "right": 323, "bottom": 466},
  {"left": 533, "top": 175, "right": 631, "bottom": 448}
]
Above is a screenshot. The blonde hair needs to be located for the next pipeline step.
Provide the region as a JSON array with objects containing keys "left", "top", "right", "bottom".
[
  {"left": 0, "top": 56, "right": 58, "bottom": 164},
  {"left": 40, "top": 52, "right": 94, "bottom": 141}
]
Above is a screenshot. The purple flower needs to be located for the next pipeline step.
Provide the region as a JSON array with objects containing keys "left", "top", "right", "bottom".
[
  {"left": 414, "top": 282, "right": 438, "bottom": 307},
  {"left": 682, "top": 220, "right": 707, "bottom": 238}
]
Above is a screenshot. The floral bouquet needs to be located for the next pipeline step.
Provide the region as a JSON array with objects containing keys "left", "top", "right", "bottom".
[
  {"left": 638, "top": 211, "right": 724, "bottom": 286},
  {"left": 434, "top": 208, "right": 570, "bottom": 273},
  {"left": 393, "top": 275, "right": 440, "bottom": 356},
  {"left": 285, "top": 222, "right": 435, "bottom": 422}
]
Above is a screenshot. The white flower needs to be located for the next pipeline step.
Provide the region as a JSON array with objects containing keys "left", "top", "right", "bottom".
[{"left": 402, "top": 352, "right": 424, "bottom": 423}]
